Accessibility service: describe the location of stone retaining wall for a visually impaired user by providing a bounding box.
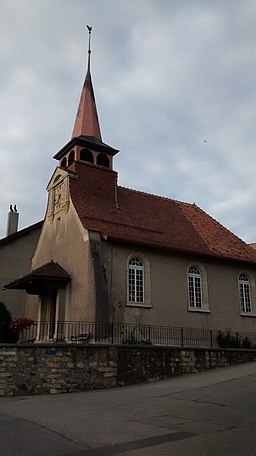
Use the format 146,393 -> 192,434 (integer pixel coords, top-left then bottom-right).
0,344 -> 256,396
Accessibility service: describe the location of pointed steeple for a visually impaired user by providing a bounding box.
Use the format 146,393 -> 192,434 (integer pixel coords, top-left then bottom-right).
72,26 -> 102,140
54,27 -> 119,168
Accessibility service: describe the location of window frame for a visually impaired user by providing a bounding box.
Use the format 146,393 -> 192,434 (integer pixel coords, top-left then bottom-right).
239,273 -> 252,314
128,257 -> 144,304
187,264 -> 209,313
126,254 -> 151,308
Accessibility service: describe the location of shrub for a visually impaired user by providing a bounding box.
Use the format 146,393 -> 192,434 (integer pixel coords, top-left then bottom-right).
240,336 -> 253,349
122,333 -> 152,345
217,330 -> 253,349
217,331 -> 240,348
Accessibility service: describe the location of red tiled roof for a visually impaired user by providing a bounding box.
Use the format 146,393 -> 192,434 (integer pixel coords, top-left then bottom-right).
69,162 -> 256,264
4,261 -> 70,290
29,261 -> 71,279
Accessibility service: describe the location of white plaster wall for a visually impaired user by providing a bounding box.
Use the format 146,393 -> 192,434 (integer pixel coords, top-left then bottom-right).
26,201 -> 95,322
103,242 -> 256,333
0,226 -> 41,318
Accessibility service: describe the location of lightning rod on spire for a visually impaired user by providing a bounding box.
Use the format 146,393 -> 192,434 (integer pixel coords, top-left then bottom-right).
86,25 -> 92,72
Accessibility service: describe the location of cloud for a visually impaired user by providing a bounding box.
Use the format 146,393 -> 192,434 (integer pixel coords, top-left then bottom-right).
0,0 -> 256,244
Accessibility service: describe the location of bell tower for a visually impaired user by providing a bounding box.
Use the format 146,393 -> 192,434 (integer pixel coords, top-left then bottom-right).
53,26 -> 119,170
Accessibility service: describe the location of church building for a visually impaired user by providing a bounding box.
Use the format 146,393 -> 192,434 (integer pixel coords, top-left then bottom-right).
5,31 -> 256,340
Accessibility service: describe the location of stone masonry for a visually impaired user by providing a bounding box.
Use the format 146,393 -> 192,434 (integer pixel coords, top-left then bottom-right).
1,344 -> 256,396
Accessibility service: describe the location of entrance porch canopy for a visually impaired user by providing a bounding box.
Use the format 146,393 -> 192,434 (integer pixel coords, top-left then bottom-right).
4,261 -> 71,295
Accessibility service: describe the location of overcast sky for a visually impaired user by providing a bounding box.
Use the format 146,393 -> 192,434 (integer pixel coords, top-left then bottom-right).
1,0 -> 256,243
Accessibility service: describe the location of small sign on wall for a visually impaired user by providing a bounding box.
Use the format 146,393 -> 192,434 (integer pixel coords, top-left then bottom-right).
44,347 -> 57,356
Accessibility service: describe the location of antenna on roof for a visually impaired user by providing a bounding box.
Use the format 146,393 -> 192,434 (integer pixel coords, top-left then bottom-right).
86,25 -> 92,73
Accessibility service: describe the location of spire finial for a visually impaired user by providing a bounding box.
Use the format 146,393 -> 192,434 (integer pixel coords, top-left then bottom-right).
86,25 -> 92,73
71,25 -> 102,140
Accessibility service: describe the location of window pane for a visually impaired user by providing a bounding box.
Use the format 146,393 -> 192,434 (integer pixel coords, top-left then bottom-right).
129,258 -> 143,268
188,266 -> 202,308
128,257 -> 144,303
239,274 -> 252,313
129,269 -> 135,301
194,277 -> 202,307
189,276 -> 195,307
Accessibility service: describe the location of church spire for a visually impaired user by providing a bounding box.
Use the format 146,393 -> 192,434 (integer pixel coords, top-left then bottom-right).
71,26 -> 102,140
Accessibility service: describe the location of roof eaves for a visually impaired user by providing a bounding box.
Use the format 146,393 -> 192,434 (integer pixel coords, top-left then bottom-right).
53,138 -> 77,160
102,234 -> 256,266
0,220 -> 43,247
4,261 -> 71,290
54,136 -> 119,161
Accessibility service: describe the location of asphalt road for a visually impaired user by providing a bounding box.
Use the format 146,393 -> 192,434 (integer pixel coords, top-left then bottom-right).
1,362 -> 256,455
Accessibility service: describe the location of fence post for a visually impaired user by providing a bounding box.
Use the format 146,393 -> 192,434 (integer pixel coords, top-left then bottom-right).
181,327 -> 184,348
55,321 -> 59,342
111,321 -> 114,345
210,329 -> 213,349
148,325 -> 151,344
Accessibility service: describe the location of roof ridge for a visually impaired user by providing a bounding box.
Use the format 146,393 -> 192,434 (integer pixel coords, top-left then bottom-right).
118,185 -> 194,206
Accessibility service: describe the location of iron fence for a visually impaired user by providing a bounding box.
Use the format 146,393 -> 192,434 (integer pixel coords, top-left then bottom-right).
1,320 -> 256,349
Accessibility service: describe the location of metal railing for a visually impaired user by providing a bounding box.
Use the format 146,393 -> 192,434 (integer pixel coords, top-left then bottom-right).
3,321 -> 256,349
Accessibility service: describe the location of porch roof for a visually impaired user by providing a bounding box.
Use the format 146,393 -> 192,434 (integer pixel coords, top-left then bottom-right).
4,261 -> 71,295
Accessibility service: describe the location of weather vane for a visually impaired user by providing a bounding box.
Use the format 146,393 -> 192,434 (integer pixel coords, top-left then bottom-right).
86,25 -> 92,72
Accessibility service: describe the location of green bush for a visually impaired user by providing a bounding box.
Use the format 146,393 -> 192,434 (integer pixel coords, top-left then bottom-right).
122,333 -> 152,345
217,331 -> 253,349
240,336 -> 252,349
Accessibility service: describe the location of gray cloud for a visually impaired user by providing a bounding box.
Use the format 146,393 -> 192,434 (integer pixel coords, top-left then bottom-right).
0,0 -> 256,243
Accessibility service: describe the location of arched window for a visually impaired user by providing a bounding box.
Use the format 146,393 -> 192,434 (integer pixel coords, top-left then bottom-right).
80,148 -> 93,164
188,266 -> 202,309
239,273 -> 252,313
96,153 -> 110,168
128,257 -> 144,303
60,157 -> 67,168
68,150 -> 75,166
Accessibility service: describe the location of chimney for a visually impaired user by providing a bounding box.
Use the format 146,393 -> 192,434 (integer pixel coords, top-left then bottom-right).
6,205 -> 19,236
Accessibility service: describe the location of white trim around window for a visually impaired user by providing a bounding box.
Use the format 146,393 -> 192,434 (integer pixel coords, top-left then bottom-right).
238,272 -> 255,316
187,263 -> 209,312
126,253 -> 151,308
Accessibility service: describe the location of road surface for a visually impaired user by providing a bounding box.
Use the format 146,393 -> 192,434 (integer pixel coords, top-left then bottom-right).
1,362 -> 256,455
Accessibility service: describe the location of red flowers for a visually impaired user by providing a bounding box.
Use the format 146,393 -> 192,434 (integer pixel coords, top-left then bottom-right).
10,318 -> 35,333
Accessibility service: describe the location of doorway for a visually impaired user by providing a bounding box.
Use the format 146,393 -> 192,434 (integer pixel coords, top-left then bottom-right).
39,293 -> 57,340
